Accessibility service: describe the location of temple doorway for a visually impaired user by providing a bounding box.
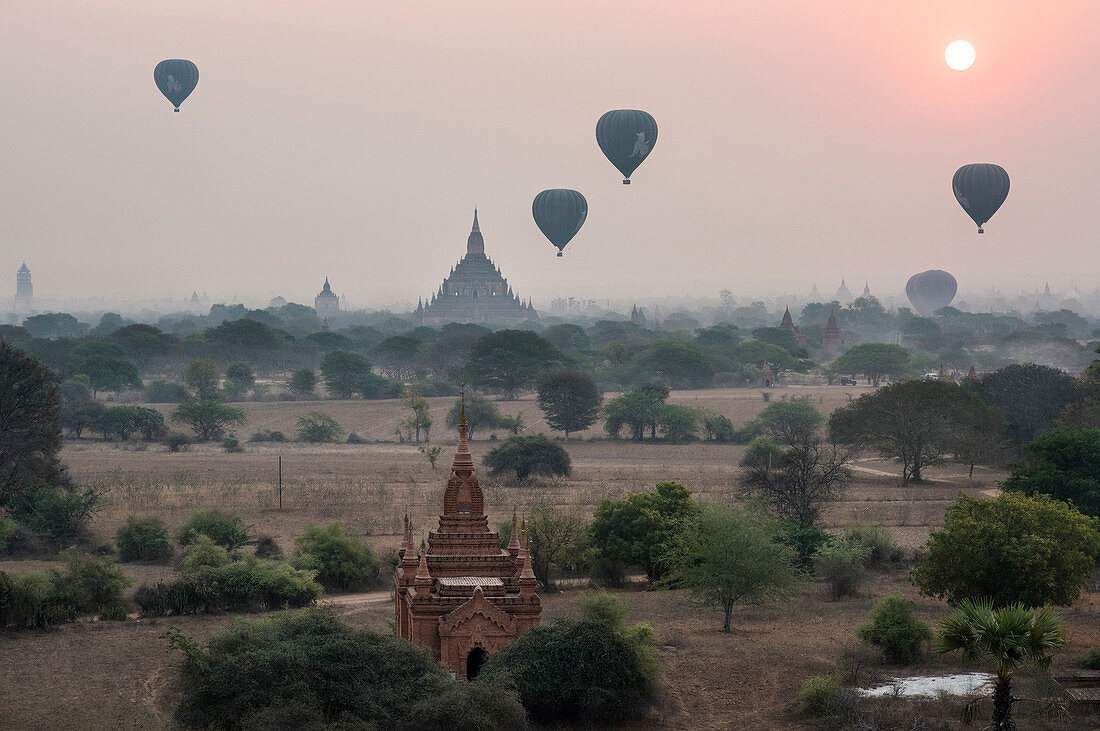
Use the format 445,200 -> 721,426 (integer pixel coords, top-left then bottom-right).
466,647 -> 488,679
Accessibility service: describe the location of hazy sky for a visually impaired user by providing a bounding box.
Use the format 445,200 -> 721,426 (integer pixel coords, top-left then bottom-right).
6,1 -> 1100,309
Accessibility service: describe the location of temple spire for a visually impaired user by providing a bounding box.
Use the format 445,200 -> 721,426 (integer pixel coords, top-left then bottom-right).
466,209 -> 485,255
472,208 -> 480,233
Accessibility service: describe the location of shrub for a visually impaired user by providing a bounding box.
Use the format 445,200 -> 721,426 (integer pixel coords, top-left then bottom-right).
248,430 -> 286,443
483,618 -> 658,724
179,535 -> 231,572
0,570 -> 75,629
144,380 -> 190,404
793,674 -> 848,718
135,555 -> 320,616
777,521 -> 831,569
296,412 -> 345,443
483,435 -> 571,481
176,509 -> 252,550
222,436 -> 243,453
7,485 -> 100,548
163,431 -> 191,452
855,594 -> 932,664
169,608 -> 447,727
404,676 -> 528,731
293,522 -> 381,591
116,515 -> 173,562
253,534 -> 283,560
52,551 -> 132,617
1078,648 -> 1100,670
346,432 -> 367,444
701,411 -> 736,441
813,538 -> 870,600
589,555 -> 627,587
842,522 -> 904,568
0,516 -> 17,554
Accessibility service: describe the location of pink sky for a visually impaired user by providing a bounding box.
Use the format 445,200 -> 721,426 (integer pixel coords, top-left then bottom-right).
5,1 -> 1100,307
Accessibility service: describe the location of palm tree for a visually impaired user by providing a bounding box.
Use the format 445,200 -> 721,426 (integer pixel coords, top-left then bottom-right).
935,599 -> 1066,730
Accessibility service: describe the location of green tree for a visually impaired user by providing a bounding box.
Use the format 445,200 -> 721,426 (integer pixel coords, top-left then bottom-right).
109,324 -> 178,366
202,317 -> 293,353
603,385 -> 668,440
936,600 -> 1066,731
446,393 -> 502,439
1001,427 -> 1100,517
657,404 -> 700,441
183,358 -> 220,400
59,379 -> 105,437
171,400 -> 246,441
22,312 -> 86,339
296,412 -> 345,443
911,493 -> 1100,608
856,594 -> 932,665
286,368 -> 317,397
483,435 -> 571,481
96,405 -> 166,441
967,363 -> 1077,452
169,608 -> 449,729
757,398 -> 824,446
829,343 -> 910,386
402,388 -> 433,442
829,379 -> 999,484
590,481 -> 697,582
523,505 -> 587,591
663,504 -> 801,632
0,342 -> 70,507
541,323 -> 590,352
222,363 -> 254,401
77,355 -> 141,395
536,370 -> 602,438
372,335 -> 422,380
320,350 -> 379,399
638,340 -> 715,388
417,444 -> 443,468
466,330 -> 561,400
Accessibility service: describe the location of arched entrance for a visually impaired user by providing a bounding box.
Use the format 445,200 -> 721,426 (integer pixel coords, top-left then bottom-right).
466,647 -> 488,679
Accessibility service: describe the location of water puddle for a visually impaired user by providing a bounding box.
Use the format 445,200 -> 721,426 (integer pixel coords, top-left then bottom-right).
859,672 -> 994,697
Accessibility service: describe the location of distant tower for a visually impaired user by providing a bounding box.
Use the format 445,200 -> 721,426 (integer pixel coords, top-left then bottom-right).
189,290 -> 201,309
862,282 -> 871,298
630,304 -> 647,326
822,311 -> 843,353
779,306 -> 806,345
315,277 -> 340,317
834,279 -> 853,304
809,282 -> 821,301
14,262 -> 32,311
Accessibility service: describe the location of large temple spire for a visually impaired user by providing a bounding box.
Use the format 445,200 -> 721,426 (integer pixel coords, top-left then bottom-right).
467,208 -> 485,255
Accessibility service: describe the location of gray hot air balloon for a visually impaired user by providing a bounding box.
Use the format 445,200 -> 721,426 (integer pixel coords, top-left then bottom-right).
906,270 -> 957,317
532,189 -> 588,257
596,110 -> 658,184
952,164 -> 1009,233
154,59 -> 199,112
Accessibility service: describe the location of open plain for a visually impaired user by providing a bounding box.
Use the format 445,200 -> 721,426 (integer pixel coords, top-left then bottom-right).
2,386 -> 1099,729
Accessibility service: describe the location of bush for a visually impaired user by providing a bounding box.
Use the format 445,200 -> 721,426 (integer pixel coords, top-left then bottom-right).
179,535 -> 231,572
296,412 -> 345,443
222,436 -> 243,453
116,515 -> 173,562
0,553 -> 131,628
0,516 -> 17,554
701,411 -> 736,441
482,618 -> 658,725
135,555 -> 321,616
346,432 -> 367,444
176,509 -> 253,550
1079,649 -> 1100,670
842,522 -> 904,568
404,676 -> 528,731
248,430 -> 286,443
777,521 -> 831,569
293,523 -> 381,591
169,608 -> 447,728
793,674 -> 849,718
253,534 -> 283,560
163,431 -> 191,452
813,538 -> 870,600
53,551 -> 132,617
589,555 -> 627,587
855,594 -> 932,664
144,380 -> 190,404
0,570 -> 75,629
7,485 -> 100,548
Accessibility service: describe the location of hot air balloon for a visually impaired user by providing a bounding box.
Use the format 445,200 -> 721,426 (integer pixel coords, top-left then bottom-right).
596,110 -> 658,184
952,164 -> 1009,233
154,59 -> 199,112
532,189 -> 587,257
906,270 -> 958,317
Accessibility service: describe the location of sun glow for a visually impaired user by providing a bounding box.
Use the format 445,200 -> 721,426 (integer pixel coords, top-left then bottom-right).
945,40 -> 976,71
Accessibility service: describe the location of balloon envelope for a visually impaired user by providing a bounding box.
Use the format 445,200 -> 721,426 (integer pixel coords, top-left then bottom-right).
532,189 -> 588,256
952,163 -> 1009,233
154,59 -> 199,111
906,270 -> 958,316
596,110 -> 658,184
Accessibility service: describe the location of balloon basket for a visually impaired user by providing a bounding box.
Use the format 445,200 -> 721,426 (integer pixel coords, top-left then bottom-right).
174,108 -> 180,112
556,252 -> 563,257
622,179 -> 631,185
977,228 -> 984,234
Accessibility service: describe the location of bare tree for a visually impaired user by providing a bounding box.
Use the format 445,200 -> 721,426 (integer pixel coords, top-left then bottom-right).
738,437 -> 853,527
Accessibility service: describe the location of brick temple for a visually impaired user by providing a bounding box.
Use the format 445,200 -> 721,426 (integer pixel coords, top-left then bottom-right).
393,404 -> 541,678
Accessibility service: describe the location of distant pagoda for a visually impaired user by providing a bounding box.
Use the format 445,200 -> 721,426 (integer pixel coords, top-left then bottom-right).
418,211 -> 537,324
14,262 -> 32,312
315,277 -> 340,317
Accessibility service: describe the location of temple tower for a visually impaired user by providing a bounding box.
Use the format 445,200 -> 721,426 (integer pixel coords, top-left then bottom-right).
14,263 -> 32,312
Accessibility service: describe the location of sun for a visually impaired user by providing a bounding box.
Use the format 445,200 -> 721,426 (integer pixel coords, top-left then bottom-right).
945,40 -> 976,71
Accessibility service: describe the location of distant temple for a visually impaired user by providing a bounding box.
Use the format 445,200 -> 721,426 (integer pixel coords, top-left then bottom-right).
630,303 -> 647,326
14,263 -> 32,312
834,279 -> 853,304
315,278 -> 340,317
394,405 -> 541,679
779,306 -> 806,345
822,311 -> 843,353
418,211 -> 537,324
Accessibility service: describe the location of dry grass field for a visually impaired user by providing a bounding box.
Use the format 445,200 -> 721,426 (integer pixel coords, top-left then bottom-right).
2,385 -> 1099,730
